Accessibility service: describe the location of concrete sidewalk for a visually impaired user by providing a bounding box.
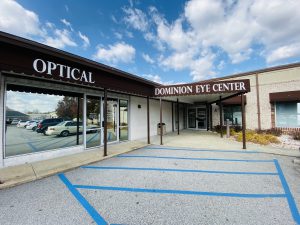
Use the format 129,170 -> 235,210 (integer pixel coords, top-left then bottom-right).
0,140 -> 148,189
1,130 -> 299,190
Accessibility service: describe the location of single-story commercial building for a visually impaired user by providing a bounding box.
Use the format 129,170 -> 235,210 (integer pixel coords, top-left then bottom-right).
0,32 -> 299,168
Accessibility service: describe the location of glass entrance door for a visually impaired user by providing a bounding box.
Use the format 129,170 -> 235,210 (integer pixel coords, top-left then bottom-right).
188,108 -> 196,128
188,107 -> 207,129
197,108 -> 207,129
85,96 -> 102,148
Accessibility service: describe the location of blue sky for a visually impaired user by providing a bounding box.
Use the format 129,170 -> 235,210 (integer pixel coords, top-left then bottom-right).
1,0 -> 300,84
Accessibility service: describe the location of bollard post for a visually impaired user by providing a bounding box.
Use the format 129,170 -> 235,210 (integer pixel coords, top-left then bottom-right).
226,119 -> 230,138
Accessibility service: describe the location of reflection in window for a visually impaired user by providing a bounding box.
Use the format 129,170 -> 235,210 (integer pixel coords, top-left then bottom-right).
5,85 -> 83,157
276,102 -> 300,128
86,96 -> 101,148
223,105 -> 242,125
119,100 -> 128,141
106,99 -> 118,142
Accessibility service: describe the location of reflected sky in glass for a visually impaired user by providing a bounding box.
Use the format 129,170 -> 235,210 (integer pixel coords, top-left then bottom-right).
7,91 -> 63,114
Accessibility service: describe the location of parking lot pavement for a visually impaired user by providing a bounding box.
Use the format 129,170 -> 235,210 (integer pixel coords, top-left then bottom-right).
1,146 -> 299,225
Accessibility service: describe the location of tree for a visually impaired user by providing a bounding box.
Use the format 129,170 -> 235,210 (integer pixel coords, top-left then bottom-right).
56,97 -> 79,120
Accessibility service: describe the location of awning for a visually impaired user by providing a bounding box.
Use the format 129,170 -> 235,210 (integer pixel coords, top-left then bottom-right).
269,91 -> 300,102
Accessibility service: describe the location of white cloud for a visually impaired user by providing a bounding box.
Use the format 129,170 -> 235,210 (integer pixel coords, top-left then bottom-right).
93,42 -> 136,64
142,53 -> 155,64
267,43 -> 300,63
114,32 -> 123,39
0,0 -> 43,37
78,31 -> 90,49
65,5 -> 69,13
123,7 -> 148,31
142,74 -> 174,85
44,29 -> 77,49
61,18 -> 73,31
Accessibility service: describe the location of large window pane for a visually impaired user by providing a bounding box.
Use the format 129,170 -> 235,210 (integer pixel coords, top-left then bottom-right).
106,98 -> 118,142
119,100 -> 128,141
223,105 -> 241,125
276,102 -> 299,128
5,86 -> 82,157
86,96 -> 101,148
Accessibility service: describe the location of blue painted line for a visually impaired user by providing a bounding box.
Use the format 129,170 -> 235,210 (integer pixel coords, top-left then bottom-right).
27,142 -> 38,152
58,173 -> 108,225
81,166 -> 278,176
144,146 -> 259,154
74,184 -> 286,199
274,159 -> 300,224
117,155 -> 274,163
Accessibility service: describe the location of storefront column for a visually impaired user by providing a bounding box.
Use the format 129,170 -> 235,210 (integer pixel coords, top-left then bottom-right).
209,104 -> 213,131
171,102 -> 174,132
76,96 -> 80,145
160,98 -> 163,145
177,98 -> 180,135
219,96 -> 223,138
0,73 -> 4,168
103,88 -> 108,156
206,103 -> 209,131
147,96 -> 150,144
241,93 -> 246,149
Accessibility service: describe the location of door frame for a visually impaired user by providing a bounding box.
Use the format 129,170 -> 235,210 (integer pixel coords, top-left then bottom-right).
187,106 -> 208,130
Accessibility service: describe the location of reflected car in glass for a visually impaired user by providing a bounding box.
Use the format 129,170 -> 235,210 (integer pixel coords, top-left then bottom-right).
17,120 -> 28,128
36,118 -> 64,134
46,121 -> 99,137
11,119 -> 19,125
26,121 -> 39,131
45,121 -> 83,137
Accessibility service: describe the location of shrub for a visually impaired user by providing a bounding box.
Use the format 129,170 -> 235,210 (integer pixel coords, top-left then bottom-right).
235,130 -> 280,145
265,128 -> 283,137
213,125 -> 226,134
291,131 -> 300,140
255,128 -> 282,136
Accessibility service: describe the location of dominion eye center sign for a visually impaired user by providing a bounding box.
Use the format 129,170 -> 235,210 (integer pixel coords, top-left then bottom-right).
154,79 -> 250,97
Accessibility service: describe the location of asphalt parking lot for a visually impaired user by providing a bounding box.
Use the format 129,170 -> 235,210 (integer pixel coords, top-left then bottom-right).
0,146 -> 299,225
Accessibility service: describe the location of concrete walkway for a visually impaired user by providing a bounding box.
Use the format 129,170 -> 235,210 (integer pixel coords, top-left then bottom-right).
1,130 -> 299,189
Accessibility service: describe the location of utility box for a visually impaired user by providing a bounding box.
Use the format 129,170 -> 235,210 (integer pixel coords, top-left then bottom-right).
157,123 -> 166,135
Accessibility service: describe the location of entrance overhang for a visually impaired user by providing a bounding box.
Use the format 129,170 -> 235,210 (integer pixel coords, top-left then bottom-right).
153,79 -> 250,149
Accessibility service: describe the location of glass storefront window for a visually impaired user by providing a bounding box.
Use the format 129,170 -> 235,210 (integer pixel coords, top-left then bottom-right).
223,105 -> 241,125
86,96 -> 101,148
276,102 -> 300,128
5,85 -> 83,157
106,98 -> 118,142
119,100 -> 128,141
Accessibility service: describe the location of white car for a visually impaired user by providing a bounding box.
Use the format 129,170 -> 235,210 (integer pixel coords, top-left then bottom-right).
46,121 -> 98,137
46,121 -> 83,137
26,121 -> 38,131
17,120 -> 28,128
11,119 -> 19,125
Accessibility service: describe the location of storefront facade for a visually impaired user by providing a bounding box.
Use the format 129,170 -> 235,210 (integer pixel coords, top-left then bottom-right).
1,32 -> 299,168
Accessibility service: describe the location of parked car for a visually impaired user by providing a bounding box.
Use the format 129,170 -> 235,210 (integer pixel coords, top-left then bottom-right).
26,121 -> 39,131
45,121 -> 98,137
24,120 -> 38,128
45,121 -> 83,137
17,120 -> 28,128
36,118 -> 64,134
11,119 -> 19,125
